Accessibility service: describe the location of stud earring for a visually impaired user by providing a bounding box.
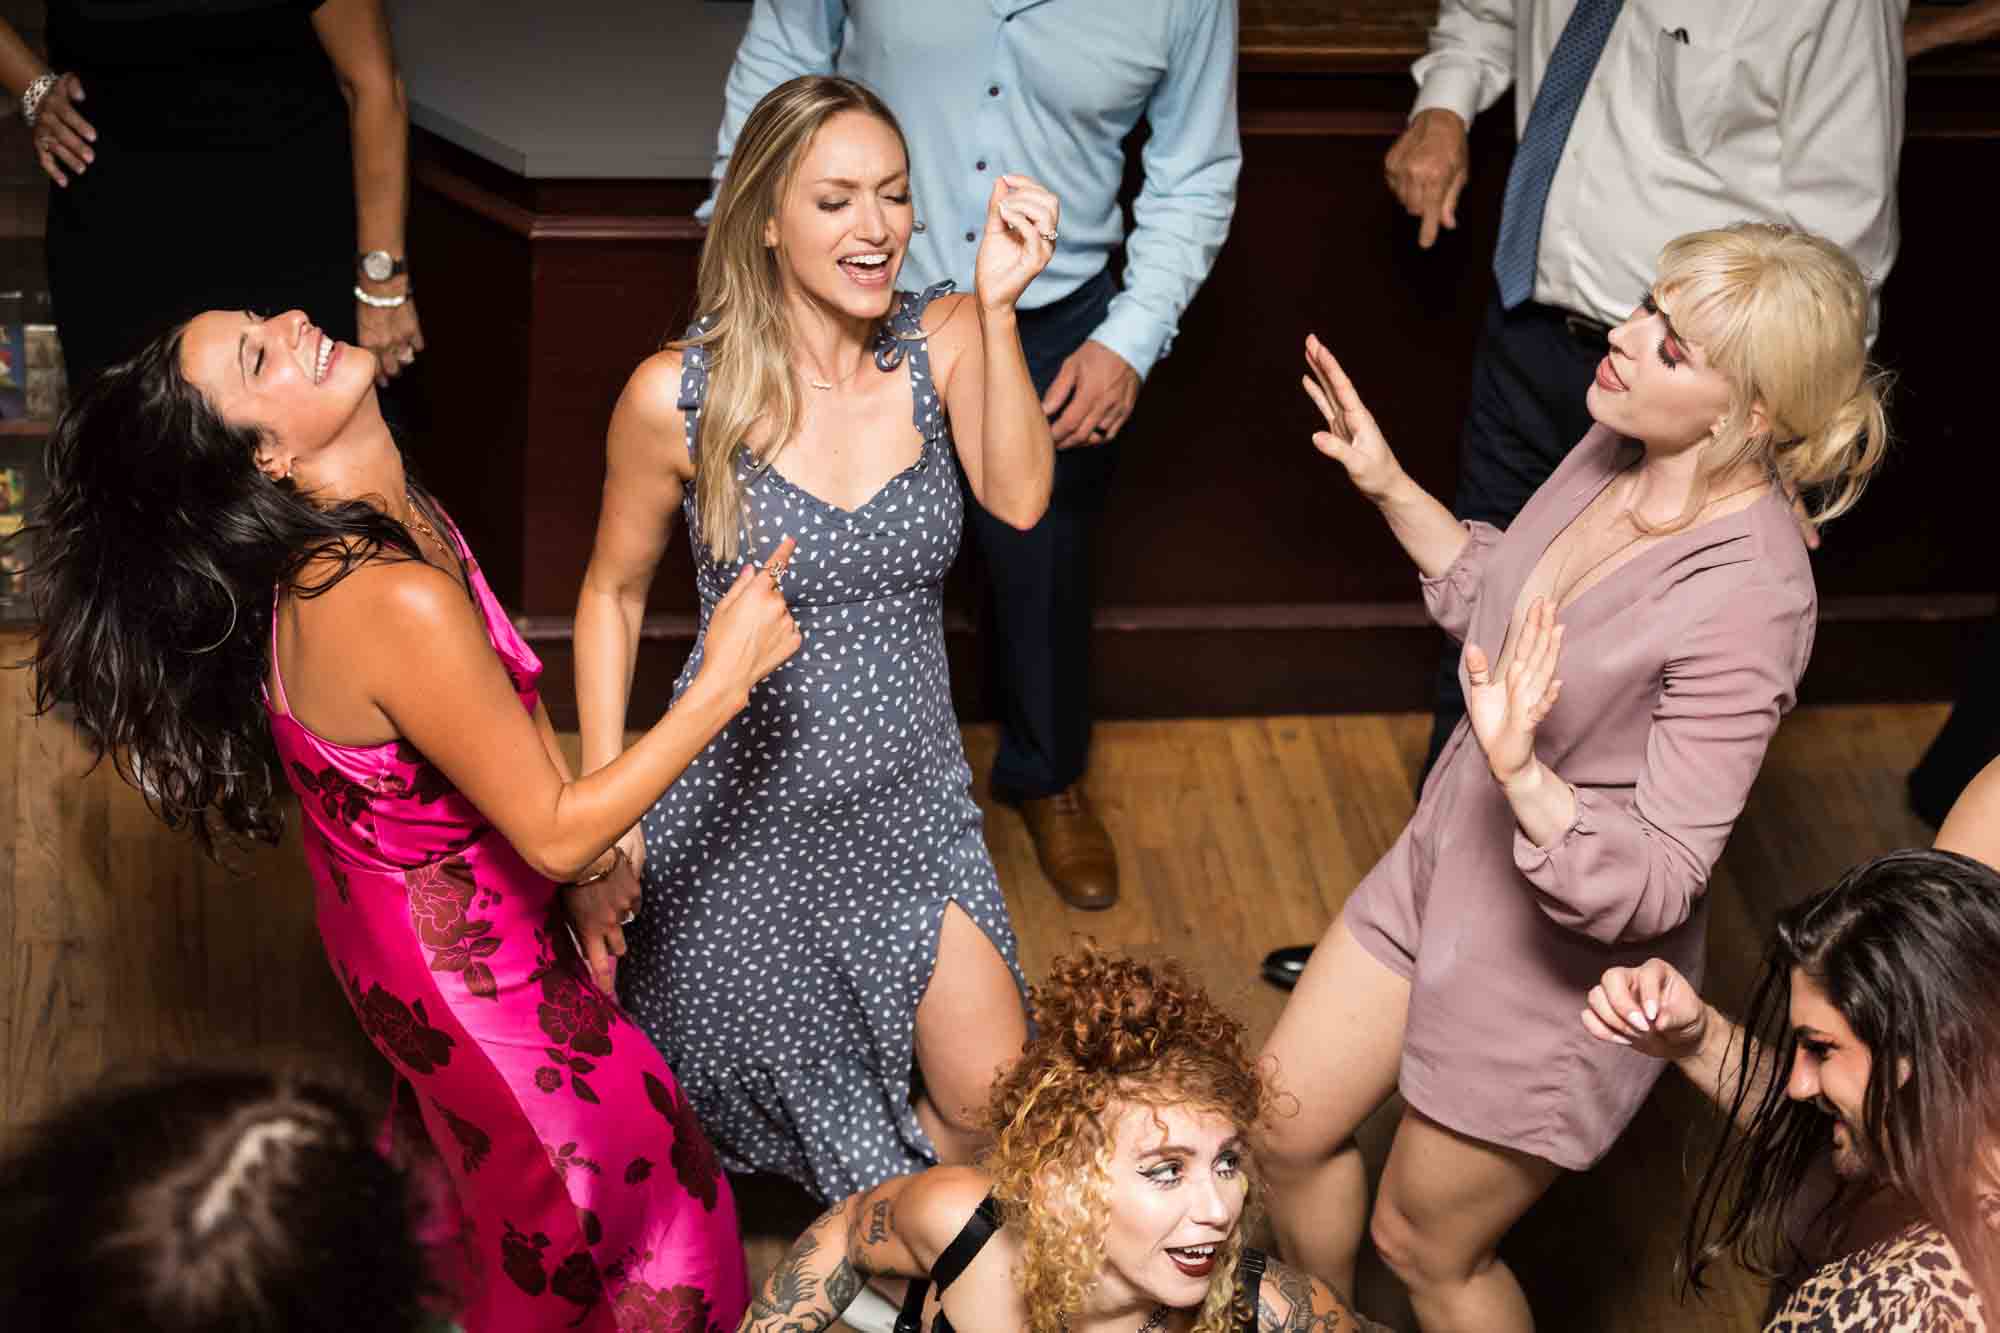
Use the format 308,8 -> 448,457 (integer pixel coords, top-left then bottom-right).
913,219 -> 927,234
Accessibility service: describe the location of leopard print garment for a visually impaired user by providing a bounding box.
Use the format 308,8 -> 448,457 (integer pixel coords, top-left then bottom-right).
1766,1222 -> 1986,1331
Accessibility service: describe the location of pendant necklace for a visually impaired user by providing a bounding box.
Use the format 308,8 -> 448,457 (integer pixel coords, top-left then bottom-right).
1065,1306 -> 1170,1333
404,489 -> 441,548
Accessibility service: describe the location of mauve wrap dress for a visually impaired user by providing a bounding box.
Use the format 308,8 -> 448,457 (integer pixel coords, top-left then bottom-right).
1342,424 -> 1816,1170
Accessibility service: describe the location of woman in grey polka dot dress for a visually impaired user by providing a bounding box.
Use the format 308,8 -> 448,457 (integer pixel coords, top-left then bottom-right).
573,76 -> 1061,1202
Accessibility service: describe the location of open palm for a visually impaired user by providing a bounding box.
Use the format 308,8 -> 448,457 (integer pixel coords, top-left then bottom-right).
1465,596 -> 1564,785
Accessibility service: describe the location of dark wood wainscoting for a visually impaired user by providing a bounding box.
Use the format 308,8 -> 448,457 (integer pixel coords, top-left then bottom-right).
403,58 -> 2000,730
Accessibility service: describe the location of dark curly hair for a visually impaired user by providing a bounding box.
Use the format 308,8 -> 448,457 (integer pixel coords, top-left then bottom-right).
981,948 -> 1270,1333
24,322 -> 453,854
1687,848 -> 2000,1305
0,1066 -> 437,1332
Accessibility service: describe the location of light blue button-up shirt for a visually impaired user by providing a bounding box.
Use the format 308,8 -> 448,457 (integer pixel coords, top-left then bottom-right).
701,0 -> 1241,381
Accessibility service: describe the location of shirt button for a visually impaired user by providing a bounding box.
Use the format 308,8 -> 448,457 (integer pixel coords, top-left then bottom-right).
964,230 -> 977,243
988,84 -> 1001,97
975,159 -> 987,171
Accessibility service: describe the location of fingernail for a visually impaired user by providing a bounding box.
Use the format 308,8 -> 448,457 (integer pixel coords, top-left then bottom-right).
1645,1001 -> 1659,1021
1628,1010 -> 1648,1030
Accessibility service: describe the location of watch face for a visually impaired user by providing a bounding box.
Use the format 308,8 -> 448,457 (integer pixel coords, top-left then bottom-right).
361,251 -> 395,282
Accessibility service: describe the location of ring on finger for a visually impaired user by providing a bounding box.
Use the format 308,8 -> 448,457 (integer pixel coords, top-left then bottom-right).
1039,228 -> 1058,242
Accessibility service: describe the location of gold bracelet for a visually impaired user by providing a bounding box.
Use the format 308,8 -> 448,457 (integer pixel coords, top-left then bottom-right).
566,845 -> 626,888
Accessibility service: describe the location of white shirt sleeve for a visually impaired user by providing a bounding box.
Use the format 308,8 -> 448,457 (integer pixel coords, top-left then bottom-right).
1776,0 -> 1904,340
1410,0 -> 1519,126
696,0 -> 847,223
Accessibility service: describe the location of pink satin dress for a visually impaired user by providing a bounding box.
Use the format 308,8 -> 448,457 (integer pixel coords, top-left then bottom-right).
264,530 -> 749,1332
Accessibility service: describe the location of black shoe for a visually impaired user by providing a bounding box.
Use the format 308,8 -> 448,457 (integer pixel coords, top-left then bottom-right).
1261,944 -> 1312,991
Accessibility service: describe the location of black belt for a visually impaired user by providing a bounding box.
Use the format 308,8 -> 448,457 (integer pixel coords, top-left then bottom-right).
1561,312 -> 1612,346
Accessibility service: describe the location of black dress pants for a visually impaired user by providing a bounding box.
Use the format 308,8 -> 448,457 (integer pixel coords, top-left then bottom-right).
964,268 -> 1118,800
1422,295 -> 1605,777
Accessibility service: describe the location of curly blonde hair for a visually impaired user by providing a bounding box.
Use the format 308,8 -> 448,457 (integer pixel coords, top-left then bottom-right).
981,949 -> 1271,1333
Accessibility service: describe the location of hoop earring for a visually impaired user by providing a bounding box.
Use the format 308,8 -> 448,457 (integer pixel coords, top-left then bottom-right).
912,219 -> 927,234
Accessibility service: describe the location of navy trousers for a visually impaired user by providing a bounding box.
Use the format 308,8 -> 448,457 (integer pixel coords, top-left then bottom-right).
963,268 -> 1118,800
1422,294 -> 1605,777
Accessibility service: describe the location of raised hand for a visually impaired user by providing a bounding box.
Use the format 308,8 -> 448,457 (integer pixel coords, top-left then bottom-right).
973,174 -> 1060,314
1301,334 -> 1407,502
1582,958 -> 1710,1062
1464,596 -> 1564,787
699,536 -> 804,705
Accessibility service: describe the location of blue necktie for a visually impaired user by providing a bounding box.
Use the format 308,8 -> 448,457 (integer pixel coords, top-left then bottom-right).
1493,0 -> 1627,310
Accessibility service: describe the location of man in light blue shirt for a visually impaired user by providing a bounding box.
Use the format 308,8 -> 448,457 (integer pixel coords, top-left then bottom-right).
705,0 -> 1240,910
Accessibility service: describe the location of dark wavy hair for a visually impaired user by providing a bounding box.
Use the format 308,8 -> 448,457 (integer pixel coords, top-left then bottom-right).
25,322 -> 451,854
1686,848 -> 2000,1303
0,1065 -> 436,1332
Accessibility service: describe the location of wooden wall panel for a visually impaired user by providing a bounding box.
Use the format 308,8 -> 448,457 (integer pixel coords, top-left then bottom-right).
404,57 -> 2000,727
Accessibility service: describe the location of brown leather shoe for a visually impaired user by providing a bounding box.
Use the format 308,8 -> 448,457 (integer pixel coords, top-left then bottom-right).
1018,785 -> 1119,910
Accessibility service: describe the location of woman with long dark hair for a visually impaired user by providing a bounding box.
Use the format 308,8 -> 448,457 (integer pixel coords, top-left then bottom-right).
1585,849 -> 2000,1327
28,310 -> 800,1329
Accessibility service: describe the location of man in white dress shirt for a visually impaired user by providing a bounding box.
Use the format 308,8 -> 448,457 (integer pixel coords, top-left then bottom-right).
1263,1 -> 1904,997
1402,0 -> 1904,755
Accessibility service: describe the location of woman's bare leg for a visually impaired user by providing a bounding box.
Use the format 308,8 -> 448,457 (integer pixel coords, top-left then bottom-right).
1258,919 -> 1411,1301
1370,1109 -> 1560,1332
911,902 -> 1028,1163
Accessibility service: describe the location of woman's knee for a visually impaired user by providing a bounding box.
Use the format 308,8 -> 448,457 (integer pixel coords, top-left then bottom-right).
1369,1191 -> 1467,1291
1257,1120 -> 1359,1184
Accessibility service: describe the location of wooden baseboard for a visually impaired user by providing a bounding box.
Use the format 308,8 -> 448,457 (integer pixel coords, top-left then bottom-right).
520,595 -> 1994,729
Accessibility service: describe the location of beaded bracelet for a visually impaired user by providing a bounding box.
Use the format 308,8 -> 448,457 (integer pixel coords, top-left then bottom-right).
21,73 -> 58,128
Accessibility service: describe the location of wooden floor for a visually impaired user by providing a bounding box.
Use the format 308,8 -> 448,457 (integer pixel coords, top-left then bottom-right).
0,630 -> 1945,1330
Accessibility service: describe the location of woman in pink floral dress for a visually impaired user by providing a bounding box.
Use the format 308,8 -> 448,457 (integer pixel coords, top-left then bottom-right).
30,309 -> 801,1330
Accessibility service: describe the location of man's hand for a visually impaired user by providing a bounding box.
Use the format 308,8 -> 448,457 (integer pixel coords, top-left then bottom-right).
1043,339 -> 1140,448
1384,108 -> 1470,249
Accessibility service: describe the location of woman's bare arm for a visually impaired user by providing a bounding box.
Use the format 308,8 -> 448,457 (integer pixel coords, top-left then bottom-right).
740,1172 -> 972,1333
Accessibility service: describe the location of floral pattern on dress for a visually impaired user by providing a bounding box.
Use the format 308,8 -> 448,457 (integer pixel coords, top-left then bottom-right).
341,963 -> 455,1075
644,1071 -> 723,1213
385,741 -> 455,804
500,1221 -> 604,1325
292,761 -> 373,826
612,1281 -> 719,1333
532,907 -> 619,1104
432,1097 -> 492,1175
405,856 -> 503,1001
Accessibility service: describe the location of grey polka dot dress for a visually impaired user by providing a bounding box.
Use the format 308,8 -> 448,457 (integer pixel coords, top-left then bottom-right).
619,283 -> 1026,1203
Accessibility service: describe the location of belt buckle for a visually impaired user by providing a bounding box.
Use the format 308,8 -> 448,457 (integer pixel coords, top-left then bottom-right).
1564,313 -> 1610,345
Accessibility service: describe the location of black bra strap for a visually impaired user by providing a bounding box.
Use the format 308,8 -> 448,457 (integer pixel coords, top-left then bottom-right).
1237,1247 -> 1269,1329
932,1193 -> 1002,1292
894,1193 -> 1001,1333
894,1277 -> 931,1333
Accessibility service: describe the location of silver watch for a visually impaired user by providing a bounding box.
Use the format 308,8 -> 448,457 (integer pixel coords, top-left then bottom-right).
358,250 -> 408,283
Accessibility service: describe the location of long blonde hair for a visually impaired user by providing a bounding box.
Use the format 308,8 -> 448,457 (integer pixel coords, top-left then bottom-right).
1653,223 -> 1891,535
678,76 -> 909,562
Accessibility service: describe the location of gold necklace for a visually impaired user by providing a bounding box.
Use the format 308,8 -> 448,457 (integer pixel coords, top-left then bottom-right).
1549,468 -> 1769,613
403,489 -> 441,546
801,355 -> 868,392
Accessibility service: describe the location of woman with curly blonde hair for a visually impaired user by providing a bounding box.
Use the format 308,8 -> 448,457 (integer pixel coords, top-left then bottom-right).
736,949 -> 1381,1333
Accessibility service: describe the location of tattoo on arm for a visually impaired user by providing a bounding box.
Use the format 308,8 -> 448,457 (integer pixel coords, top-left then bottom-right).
748,1204 -> 865,1333
1260,1262 -> 1369,1333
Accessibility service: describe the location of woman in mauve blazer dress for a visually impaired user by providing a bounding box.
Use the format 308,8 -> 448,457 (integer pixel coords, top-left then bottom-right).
1259,224 -> 1892,1331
